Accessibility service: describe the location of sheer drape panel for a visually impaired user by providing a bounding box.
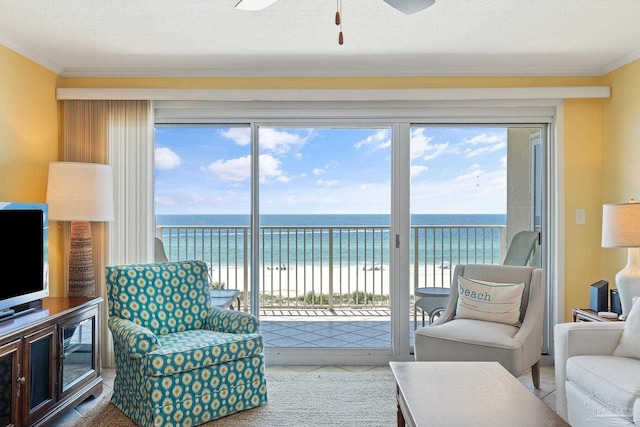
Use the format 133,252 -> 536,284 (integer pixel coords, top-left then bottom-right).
106,100 -> 154,368
108,101 -> 154,265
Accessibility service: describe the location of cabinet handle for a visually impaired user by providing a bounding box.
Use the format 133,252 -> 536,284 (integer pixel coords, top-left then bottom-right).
16,364 -> 25,397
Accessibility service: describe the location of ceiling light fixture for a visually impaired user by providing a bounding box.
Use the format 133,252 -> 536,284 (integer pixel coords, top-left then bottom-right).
235,0 -> 278,11
235,0 -> 435,45
383,0 -> 435,15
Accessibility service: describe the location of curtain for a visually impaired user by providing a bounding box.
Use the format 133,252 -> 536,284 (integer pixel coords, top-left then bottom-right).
63,100 -> 153,368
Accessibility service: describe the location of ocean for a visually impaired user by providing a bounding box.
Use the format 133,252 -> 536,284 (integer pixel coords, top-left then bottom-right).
155,214 -> 506,267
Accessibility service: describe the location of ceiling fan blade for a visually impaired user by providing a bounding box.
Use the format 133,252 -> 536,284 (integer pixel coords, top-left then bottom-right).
383,0 -> 435,15
235,0 -> 279,11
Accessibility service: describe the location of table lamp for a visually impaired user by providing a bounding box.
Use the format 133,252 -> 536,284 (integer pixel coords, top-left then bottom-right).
602,201 -> 640,318
46,162 -> 114,297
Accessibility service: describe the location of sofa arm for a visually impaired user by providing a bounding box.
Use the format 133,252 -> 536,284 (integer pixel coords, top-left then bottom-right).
553,322 -> 625,421
206,306 -> 260,334
108,316 -> 160,358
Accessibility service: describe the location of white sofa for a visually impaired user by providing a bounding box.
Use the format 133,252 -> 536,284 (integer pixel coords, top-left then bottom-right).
554,321 -> 640,426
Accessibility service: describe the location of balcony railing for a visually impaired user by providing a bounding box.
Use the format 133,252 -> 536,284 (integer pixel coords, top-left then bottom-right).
156,224 -> 506,311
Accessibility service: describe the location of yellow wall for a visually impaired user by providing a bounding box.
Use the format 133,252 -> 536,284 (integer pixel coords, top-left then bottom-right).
600,60 -> 640,308
0,45 -> 65,296
562,99 -> 604,320
6,43 -> 640,318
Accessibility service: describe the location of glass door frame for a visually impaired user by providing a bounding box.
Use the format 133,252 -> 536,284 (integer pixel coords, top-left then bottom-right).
154,103 -> 557,365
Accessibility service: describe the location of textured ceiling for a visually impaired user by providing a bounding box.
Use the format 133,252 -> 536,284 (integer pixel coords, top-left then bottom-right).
1,0 -> 640,77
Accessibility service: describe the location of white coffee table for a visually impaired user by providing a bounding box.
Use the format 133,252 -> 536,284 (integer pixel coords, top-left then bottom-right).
389,361 -> 568,427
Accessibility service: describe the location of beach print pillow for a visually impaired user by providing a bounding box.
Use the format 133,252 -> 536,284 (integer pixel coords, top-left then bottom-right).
455,276 -> 525,326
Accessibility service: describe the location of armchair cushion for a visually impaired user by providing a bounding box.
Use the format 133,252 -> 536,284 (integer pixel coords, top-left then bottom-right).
148,330 -> 263,376
566,354 -> 640,419
419,318 -> 521,349
455,276 -> 525,326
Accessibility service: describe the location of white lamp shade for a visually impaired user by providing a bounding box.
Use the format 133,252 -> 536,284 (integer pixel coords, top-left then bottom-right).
602,202 -> 640,248
46,162 -> 114,222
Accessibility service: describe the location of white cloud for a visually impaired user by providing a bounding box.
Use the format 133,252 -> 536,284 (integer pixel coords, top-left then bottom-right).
462,132 -> 507,158
317,179 -> 339,187
410,128 -> 450,161
465,132 -> 504,145
155,147 -> 181,170
203,153 -> 288,183
154,196 -> 175,206
377,139 -> 391,149
311,161 -> 338,177
259,128 -> 309,154
410,165 -> 429,177
259,153 -> 287,182
454,169 -> 483,182
219,128 -> 251,146
355,129 -> 391,150
466,141 -> 507,158
422,143 -> 449,161
203,155 -> 251,181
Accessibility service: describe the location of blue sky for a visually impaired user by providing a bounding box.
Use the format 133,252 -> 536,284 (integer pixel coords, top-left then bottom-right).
154,126 -> 507,215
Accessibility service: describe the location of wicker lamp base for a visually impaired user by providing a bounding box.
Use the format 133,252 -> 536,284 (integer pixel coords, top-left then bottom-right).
68,221 -> 95,297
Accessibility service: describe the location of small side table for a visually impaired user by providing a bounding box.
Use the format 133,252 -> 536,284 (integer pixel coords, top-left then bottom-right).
414,287 -> 450,329
210,289 -> 242,310
572,308 -> 621,322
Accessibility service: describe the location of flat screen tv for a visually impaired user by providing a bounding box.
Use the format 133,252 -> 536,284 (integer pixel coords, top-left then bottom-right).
0,202 -> 49,313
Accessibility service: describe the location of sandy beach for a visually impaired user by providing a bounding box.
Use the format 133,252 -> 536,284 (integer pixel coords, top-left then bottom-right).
209,264 -> 454,307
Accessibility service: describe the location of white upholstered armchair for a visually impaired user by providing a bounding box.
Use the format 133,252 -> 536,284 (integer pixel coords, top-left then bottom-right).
414,264 -> 545,387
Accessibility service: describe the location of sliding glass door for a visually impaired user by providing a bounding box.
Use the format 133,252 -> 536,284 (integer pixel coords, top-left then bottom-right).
153,121 -> 549,361
257,126 -> 392,350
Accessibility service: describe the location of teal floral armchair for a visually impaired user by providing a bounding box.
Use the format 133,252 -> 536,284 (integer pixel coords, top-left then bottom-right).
106,260 -> 267,427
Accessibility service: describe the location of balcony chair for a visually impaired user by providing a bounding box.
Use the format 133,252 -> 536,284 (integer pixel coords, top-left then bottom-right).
154,237 -> 169,262
502,230 -> 539,266
106,260 -> 267,427
414,264 -> 545,388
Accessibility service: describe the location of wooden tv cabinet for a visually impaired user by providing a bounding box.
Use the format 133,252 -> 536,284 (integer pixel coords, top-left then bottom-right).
0,297 -> 103,427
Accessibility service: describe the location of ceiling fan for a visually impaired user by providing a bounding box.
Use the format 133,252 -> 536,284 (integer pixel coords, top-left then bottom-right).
235,0 -> 435,15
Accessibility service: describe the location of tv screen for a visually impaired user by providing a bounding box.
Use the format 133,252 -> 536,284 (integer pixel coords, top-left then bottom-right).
0,203 -> 49,312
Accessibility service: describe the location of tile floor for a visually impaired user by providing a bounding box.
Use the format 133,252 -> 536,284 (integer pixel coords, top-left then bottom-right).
260,310 -> 393,348
51,364 -> 557,426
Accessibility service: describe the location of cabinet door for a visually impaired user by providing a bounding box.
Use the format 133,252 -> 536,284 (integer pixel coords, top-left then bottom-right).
0,339 -> 21,427
23,325 -> 56,425
59,307 -> 99,400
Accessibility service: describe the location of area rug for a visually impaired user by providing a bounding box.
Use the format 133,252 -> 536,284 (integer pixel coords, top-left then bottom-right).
79,368 -> 397,427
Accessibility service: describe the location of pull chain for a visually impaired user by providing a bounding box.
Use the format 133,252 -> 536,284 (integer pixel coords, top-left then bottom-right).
336,0 -> 343,45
